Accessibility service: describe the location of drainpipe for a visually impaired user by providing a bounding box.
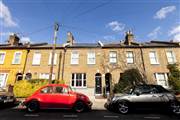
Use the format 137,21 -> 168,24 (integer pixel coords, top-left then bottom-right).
22,49 -> 30,80
140,47 -> 147,83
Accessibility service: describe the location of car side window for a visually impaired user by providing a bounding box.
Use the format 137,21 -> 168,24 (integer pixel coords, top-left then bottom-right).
133,86 -> 151,95
55,86 -> 64,94
40,86 -> 53,94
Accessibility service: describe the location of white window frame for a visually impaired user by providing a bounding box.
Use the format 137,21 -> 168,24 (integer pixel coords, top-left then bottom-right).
149,51 -> 159,65
166,51 -> 176,64
0,73 -> 8,88
87,51 -> 96,64
12,51 -> 22,64
71,73 -> 86,88
0,52 -> 6,64
48,53 -> 57,65
109,51 -> 117,64
154,73 -> 169,88
39,73 -> 55,80
126,51 -> 134,64
71,51 -> 79,65
32,52 -> 41,65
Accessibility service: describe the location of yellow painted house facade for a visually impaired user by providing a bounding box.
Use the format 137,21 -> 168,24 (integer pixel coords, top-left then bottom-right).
0,35 -> 28,88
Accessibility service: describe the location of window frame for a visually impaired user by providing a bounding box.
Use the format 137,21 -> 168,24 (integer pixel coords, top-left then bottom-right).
32,52 -> 41,65
109,51 -> 117,64
0,52 -> 6,64
71,51 -> 79,65
12,51 -> 22,64
126,51 -> 134,64
48,52 -> 57,65
71,73 -> 86,88
149,51 -> 159,65
166,51 -> 176,64
0,73 -> 9,88
87,51 -> 96,65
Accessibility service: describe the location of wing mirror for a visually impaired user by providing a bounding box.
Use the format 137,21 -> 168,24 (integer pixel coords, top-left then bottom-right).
134,91 -> 140,96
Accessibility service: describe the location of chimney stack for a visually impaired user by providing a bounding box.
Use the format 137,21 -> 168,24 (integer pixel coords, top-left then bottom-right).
124,30 -> 134,45
67,32 -> 74,46
8,34 -> 20,46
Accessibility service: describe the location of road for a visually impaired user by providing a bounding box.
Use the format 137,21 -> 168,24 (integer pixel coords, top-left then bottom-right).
0,105 -> 179,120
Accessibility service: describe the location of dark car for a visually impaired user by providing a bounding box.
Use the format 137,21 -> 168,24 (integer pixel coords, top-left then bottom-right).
0,88 -> 16,105
105,84 -> 180,114
23,84 -> 92,113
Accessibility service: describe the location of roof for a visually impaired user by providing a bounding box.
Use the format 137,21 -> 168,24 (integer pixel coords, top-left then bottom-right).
0,40 -> 179,49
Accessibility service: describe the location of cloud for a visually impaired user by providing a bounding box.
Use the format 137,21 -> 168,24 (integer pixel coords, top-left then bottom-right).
148,26 -> 161,39
106,21 -> 125,32
0,0 -> 18,27
103,35 -> 116,40
21,37 -> 31,43
0,32 -> 13,36
169,25 -> 180,42
154,6 -> 176,20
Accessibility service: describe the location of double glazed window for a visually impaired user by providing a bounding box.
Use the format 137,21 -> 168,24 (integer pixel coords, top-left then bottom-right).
71,73 -> 86,88
39,73 -> 55,80
109,51 -> 117,63
126,51 -> 134,64
71,51 -> 79,64
12,52 -> 22,64
166,51 -> 176,64
87,51 -> 95,64
32,52 -> 41,65
48,53 -> 57,65
149,51 -> 159,64
0,52 -> 6,64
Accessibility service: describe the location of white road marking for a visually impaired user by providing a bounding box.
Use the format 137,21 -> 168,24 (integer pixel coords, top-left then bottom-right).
24,114 -> 39,117
104,115 -> 119,118
63,114 -> 78,118
144,116 -> 160,119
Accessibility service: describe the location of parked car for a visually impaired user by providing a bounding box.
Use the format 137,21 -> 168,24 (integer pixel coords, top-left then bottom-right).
23,84 -> 92,112
105,84 -> 180,114
0,87 -> 16,105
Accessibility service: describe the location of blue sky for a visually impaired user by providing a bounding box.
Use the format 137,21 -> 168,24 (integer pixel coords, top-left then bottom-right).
0,0 -> 180,44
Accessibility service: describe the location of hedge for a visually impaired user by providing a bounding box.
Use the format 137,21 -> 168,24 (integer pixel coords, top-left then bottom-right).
13,79 -> 64,98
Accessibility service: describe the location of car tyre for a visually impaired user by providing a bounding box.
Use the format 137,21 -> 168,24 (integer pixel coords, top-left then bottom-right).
170,101 -> 180,115
74,101 -> 85,113
26,101 -> 39,113
117,101 -> 129,114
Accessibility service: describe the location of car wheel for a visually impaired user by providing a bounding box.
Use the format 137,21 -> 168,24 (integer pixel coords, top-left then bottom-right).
26,101 -> 39,113
170,101 -> 180,115
117,101 -> 129,114
74,101 -> 85,113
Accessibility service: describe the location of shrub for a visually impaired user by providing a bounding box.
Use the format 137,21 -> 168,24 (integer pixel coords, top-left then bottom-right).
113,68 -> 145,93
13,80 -> 48,98
167,64 -> 180,91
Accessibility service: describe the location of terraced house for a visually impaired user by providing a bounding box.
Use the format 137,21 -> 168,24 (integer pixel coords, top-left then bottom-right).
0,35 -> 29,88
0,32 -> 179,98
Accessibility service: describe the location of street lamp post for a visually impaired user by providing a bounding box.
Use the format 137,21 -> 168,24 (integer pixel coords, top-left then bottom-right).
49,23 -> 59,84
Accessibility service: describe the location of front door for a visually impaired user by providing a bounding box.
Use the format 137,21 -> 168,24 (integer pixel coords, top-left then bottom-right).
95,73 -> 102,94
105,73 -> 111,94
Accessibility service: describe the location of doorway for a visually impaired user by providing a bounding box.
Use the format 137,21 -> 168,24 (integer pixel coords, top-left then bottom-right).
95,73 -> 102,94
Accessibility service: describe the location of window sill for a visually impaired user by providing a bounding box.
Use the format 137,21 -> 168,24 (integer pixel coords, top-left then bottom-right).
71,87 -> 87,89
12,63 -> 21,65
32,64 -> 41,66
150,63 -> 160,65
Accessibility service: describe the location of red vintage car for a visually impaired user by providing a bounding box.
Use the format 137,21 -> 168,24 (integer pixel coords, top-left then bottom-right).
23,84 -> 92,112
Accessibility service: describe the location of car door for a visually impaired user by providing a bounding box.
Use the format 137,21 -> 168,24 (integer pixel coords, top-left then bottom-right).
38,86 -> 54,108
130,86 -> 154,108
50,86 -> 70,109
150,86 -> 169,107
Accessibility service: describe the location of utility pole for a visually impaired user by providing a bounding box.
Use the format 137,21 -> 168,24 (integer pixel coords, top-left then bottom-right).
49,23 -> 59,84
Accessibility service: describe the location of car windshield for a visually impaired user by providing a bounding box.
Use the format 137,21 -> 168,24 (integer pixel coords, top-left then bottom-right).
124,87 -> 134,94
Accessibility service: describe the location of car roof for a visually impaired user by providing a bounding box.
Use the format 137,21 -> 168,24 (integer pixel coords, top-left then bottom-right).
45,84 -> 69,88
